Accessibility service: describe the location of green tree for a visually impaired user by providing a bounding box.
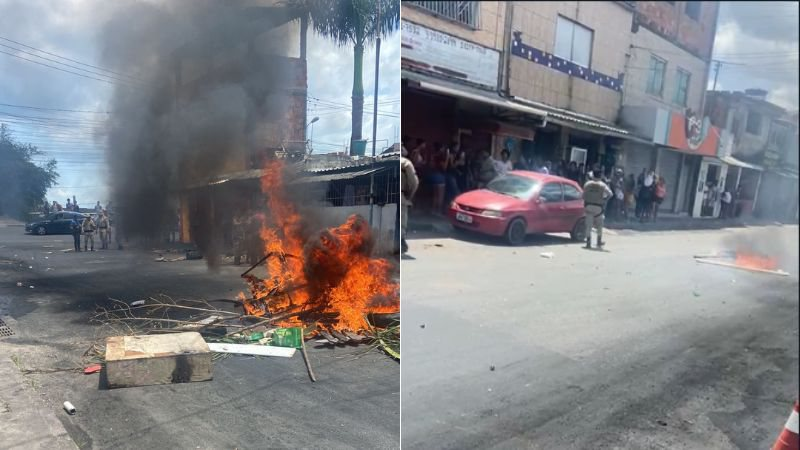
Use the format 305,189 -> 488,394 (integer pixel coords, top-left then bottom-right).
291,0 -> 400,150
0,124 -> 59,219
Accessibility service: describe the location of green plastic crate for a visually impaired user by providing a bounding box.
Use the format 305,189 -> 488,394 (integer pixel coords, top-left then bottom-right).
272,327 -> 303,348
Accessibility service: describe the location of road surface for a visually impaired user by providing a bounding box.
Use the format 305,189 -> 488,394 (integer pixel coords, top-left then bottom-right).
401,224 -> 798,449
0,224 -> 399,449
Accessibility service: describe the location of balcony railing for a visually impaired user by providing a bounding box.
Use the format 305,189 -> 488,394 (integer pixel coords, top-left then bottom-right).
405,1 -> 480,28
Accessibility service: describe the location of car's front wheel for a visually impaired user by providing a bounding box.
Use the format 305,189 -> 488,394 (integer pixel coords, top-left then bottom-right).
36,226 -> 47,236
570,217 -> 586,241
505,218 -> 527,246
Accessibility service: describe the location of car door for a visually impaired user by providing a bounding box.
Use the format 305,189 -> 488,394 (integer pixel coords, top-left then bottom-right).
534,182 -> 564,232
560,182 -> 585,232
54,213 -> 72,234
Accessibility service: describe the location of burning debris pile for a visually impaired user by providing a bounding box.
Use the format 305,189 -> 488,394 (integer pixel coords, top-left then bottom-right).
694,230 -> 790,276
240,160 -> 399,334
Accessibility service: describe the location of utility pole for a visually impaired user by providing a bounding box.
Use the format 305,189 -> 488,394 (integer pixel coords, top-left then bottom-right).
711,60 -> 721,91
368,0 -> 381,227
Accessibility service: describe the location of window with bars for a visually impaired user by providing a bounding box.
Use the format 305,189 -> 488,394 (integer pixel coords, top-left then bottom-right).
673,68 -> 691,106
405,1 -> 480,28
646,55 -> 667,97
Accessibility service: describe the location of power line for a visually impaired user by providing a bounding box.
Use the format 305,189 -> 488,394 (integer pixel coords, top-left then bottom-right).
0,42 -> 138,86
0,102 -> 110,114
0,49 -> 121,85
0,35 -> 143,83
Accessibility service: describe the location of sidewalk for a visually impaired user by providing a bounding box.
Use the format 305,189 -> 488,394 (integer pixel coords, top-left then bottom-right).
0,337 -> 75,449
406,209 -> 792,235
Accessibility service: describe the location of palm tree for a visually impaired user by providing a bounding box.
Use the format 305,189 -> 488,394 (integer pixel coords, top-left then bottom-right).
290,0 -> 400,151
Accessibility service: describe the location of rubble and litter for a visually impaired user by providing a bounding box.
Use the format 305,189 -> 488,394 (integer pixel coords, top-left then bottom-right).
540,252 -> 554,259
63,401 -> 76,415
16,282 -> 22,287
83,364 -> 102,374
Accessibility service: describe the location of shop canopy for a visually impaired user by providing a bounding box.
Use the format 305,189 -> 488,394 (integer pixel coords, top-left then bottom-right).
511,96 -> 649,144
719,155 -> 764,172
402,70 -> 548,120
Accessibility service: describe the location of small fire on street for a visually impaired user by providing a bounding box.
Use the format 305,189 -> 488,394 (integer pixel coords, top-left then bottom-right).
240,160 -> 399,333
694,249 -> 788,276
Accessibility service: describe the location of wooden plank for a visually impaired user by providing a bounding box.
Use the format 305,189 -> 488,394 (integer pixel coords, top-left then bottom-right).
207,343 -> 296,357
105,332 -> 212,389
173,315 -> 223,331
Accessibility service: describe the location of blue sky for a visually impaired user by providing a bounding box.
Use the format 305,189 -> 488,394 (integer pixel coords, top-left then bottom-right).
0,0 -> 400,208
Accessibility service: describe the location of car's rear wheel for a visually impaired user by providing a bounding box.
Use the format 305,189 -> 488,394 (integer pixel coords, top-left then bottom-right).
36,226 -> 47,236
505,218 -> 527,246
570,217 -> 586,242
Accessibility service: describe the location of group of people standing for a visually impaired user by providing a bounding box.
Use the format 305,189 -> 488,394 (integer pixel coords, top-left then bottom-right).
44,195 -> 80,215
69,209 -> 114,252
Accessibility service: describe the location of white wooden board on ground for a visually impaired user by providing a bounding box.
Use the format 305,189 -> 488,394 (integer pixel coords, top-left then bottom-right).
207,343 -> 296,357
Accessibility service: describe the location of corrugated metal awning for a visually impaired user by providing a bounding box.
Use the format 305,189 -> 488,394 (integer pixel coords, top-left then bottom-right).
403,70 -> 548,119
290,167 -> 383,184
719,155 -> 764,171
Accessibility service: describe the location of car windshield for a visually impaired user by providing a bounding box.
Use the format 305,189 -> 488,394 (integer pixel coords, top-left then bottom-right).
486,174 -> 540,200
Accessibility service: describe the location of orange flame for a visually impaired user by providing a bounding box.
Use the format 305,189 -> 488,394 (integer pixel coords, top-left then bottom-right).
734,252 -> 778,271
240,159 -> 399,331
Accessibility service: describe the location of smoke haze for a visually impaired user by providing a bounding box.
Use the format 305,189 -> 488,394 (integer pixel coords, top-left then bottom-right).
99,0 -> 297,266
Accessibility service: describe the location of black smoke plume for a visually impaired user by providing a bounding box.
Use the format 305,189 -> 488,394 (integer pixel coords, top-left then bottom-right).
99,0 -> 300,267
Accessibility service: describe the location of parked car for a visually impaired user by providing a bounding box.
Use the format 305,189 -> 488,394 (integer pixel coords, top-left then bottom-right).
448,171 -> 587,245
25,211 -> 88,235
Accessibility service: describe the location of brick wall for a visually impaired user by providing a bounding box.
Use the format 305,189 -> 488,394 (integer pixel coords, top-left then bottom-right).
634,1 -> 718,60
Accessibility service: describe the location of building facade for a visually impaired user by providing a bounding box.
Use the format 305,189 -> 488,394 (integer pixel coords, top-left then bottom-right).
706,90 -> 799,221
618,1 -> 721,217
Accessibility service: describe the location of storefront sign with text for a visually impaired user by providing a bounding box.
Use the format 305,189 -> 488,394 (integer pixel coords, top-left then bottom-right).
401,20 -> 500,89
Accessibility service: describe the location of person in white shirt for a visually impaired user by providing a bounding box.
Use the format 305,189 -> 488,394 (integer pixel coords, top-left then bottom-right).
493,149 -> 514,176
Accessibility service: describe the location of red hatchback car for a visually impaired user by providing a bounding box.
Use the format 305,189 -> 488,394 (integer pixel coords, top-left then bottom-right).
448,171 -> 587,245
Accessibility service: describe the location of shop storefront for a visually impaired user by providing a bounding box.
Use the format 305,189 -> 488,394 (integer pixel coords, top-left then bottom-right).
620,107 -> 722,216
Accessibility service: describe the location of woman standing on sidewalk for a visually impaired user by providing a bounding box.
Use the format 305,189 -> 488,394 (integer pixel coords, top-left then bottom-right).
653,176 -> 667,222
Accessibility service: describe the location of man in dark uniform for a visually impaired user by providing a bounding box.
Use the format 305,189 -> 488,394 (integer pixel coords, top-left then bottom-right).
583,169 -> 613,249
70,216 -> 82,252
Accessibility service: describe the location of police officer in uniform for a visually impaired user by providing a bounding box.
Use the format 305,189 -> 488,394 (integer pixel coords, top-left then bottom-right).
81,214 -> 97,251
583,169 -> 613,249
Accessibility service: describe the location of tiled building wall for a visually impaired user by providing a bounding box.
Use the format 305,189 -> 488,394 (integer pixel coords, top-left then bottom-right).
402,2 -> 507,51
508,1 -> 632,122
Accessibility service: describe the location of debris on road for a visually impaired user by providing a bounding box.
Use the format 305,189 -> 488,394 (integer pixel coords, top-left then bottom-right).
130,300 -> 145,307
61,248 -> 73,253
693,291 -> 701,297
154,256 -> 187,262
695,257 -> 789,276
105,332 -> 213,389
16,282 -> 22,287
206,342 -> 296,357
540,252 -> 554,259
63,401 -> 76,415
83,364 -> 102,374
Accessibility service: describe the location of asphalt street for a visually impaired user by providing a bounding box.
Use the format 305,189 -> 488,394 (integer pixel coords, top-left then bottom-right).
401,224 -> 799,449
0,224 -> 399,450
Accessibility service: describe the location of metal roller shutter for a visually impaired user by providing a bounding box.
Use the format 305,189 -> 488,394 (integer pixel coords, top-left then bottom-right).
657,148 -> 682,211
622,144 -> 655,178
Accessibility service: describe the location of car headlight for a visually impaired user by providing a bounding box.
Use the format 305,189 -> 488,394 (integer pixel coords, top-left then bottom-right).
481,210 -> 503,218
450,201 -> 458,209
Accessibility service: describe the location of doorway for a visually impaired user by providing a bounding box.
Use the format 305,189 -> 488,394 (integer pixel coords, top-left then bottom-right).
692,158 -> 728,218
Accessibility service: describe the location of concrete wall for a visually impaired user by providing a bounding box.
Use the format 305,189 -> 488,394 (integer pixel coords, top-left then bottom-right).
402,2 -> 507,51
508,1 -> 631,122
624,25 -> 708,114
634,1 -> 718,60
